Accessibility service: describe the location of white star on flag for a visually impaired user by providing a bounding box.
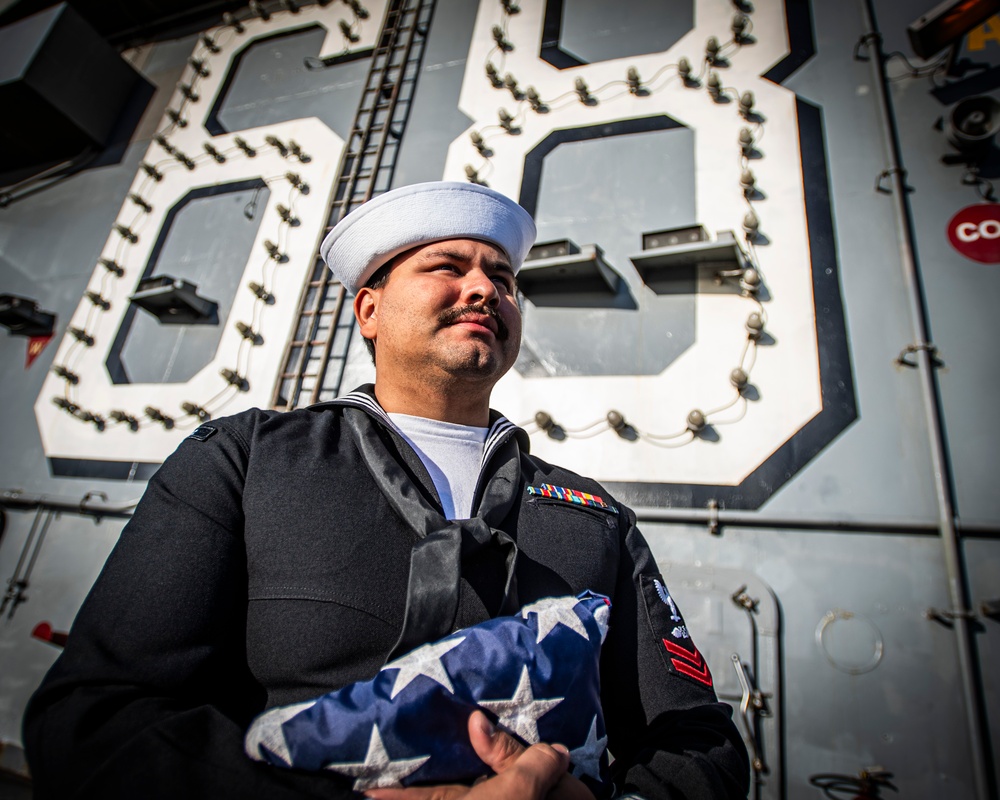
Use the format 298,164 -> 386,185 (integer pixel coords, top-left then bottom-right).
478,665 -> 563,744
324,724 -> 430,790
521,596 -> 590,643
244,593 -> 613,792
569,715 -> 608,781
383,636 -> 465,699
243,699 -> 314,765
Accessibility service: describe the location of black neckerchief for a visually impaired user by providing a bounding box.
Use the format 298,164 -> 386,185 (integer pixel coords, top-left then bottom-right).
311,386 -> 526,661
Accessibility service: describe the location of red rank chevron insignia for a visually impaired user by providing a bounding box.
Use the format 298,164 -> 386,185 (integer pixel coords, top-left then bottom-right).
662,639 -> 713,688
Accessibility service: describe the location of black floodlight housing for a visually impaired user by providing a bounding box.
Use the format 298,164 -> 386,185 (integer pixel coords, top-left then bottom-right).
129,276 -> 218,324
641,225 -> 710,251
526,239 -> 579,261
0,294 -> 56,337
518,240 -> 621,296
907,0 -> 1000,59
630,226 -> 744,284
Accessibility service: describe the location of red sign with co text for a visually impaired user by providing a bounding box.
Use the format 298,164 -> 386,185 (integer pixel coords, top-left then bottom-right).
947,204 -> 1000,263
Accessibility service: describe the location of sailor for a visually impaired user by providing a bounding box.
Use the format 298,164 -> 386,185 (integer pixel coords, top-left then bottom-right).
24,182 -> 749,799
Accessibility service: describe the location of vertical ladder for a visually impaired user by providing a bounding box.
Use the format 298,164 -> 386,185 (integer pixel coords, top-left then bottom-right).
271,0 -> 436,410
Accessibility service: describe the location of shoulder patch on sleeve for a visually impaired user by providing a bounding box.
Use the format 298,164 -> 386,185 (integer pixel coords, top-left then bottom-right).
639,574 -> 714,689
187,425 -> 218,442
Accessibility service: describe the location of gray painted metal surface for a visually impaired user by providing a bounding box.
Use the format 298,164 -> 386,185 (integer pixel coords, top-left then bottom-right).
525,126 -> 698,377
116,183 -> 269,383
557,0 -> 693,64
0,0 -> 997,797
214,25 -> 370,139
389,0 -> 478,187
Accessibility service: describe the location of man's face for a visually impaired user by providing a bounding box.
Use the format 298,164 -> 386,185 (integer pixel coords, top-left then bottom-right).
355,238 -> 522,388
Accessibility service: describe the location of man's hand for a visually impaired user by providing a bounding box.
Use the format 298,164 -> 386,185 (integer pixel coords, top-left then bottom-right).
364,710 -> 596,800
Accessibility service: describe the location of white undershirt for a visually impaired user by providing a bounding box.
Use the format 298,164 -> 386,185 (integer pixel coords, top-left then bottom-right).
388,413 -> 489,520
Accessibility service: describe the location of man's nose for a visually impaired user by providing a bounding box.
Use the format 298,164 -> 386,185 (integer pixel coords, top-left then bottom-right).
461,267 -> 500,307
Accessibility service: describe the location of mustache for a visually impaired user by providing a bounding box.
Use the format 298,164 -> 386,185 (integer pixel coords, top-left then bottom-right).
438,304 -> 509,341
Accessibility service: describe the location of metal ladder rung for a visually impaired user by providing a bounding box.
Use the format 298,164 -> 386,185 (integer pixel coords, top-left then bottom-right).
272,0 -> 437,410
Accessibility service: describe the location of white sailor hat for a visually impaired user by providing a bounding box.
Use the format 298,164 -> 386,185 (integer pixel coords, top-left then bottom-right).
320,181 -> 537,294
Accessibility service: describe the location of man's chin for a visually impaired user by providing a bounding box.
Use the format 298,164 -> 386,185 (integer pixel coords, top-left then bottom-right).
438,346 -> 514,381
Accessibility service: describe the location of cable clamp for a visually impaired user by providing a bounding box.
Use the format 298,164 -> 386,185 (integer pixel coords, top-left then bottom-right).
853,31 -> 881,62
80,490 -> 109,517
925,607 -> 975,627
895,342 -> 943,368
875,166 -> 906,194
706,498 -> 720,536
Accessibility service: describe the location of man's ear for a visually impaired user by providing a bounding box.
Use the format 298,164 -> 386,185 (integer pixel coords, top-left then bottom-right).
354,287 -> 379,340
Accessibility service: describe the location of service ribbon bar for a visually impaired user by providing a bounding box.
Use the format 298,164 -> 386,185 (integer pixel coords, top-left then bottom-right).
526,484 -> 618,514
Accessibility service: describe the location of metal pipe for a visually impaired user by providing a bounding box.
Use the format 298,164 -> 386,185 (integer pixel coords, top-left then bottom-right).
1,508 -> 43,617
4,485 -> 999,537
859,1 -> 992,797
7,508 -> 45,588
632,505 -> 996,536
0,490 -> 138,519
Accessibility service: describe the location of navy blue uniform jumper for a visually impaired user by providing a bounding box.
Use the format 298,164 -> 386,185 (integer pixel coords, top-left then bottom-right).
24,385 -> 749,799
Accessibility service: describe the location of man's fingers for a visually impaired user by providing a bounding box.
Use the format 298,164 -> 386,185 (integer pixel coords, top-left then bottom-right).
503,742 -> 571,796
467,711 -> 574,796
548,771 -> 600,800
366,723 -> 578,800
467,710 -> 525,774
365,785 -> 467,800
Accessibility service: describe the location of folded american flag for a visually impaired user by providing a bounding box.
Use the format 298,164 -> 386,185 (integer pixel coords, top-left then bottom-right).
245,592 -> 612,794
